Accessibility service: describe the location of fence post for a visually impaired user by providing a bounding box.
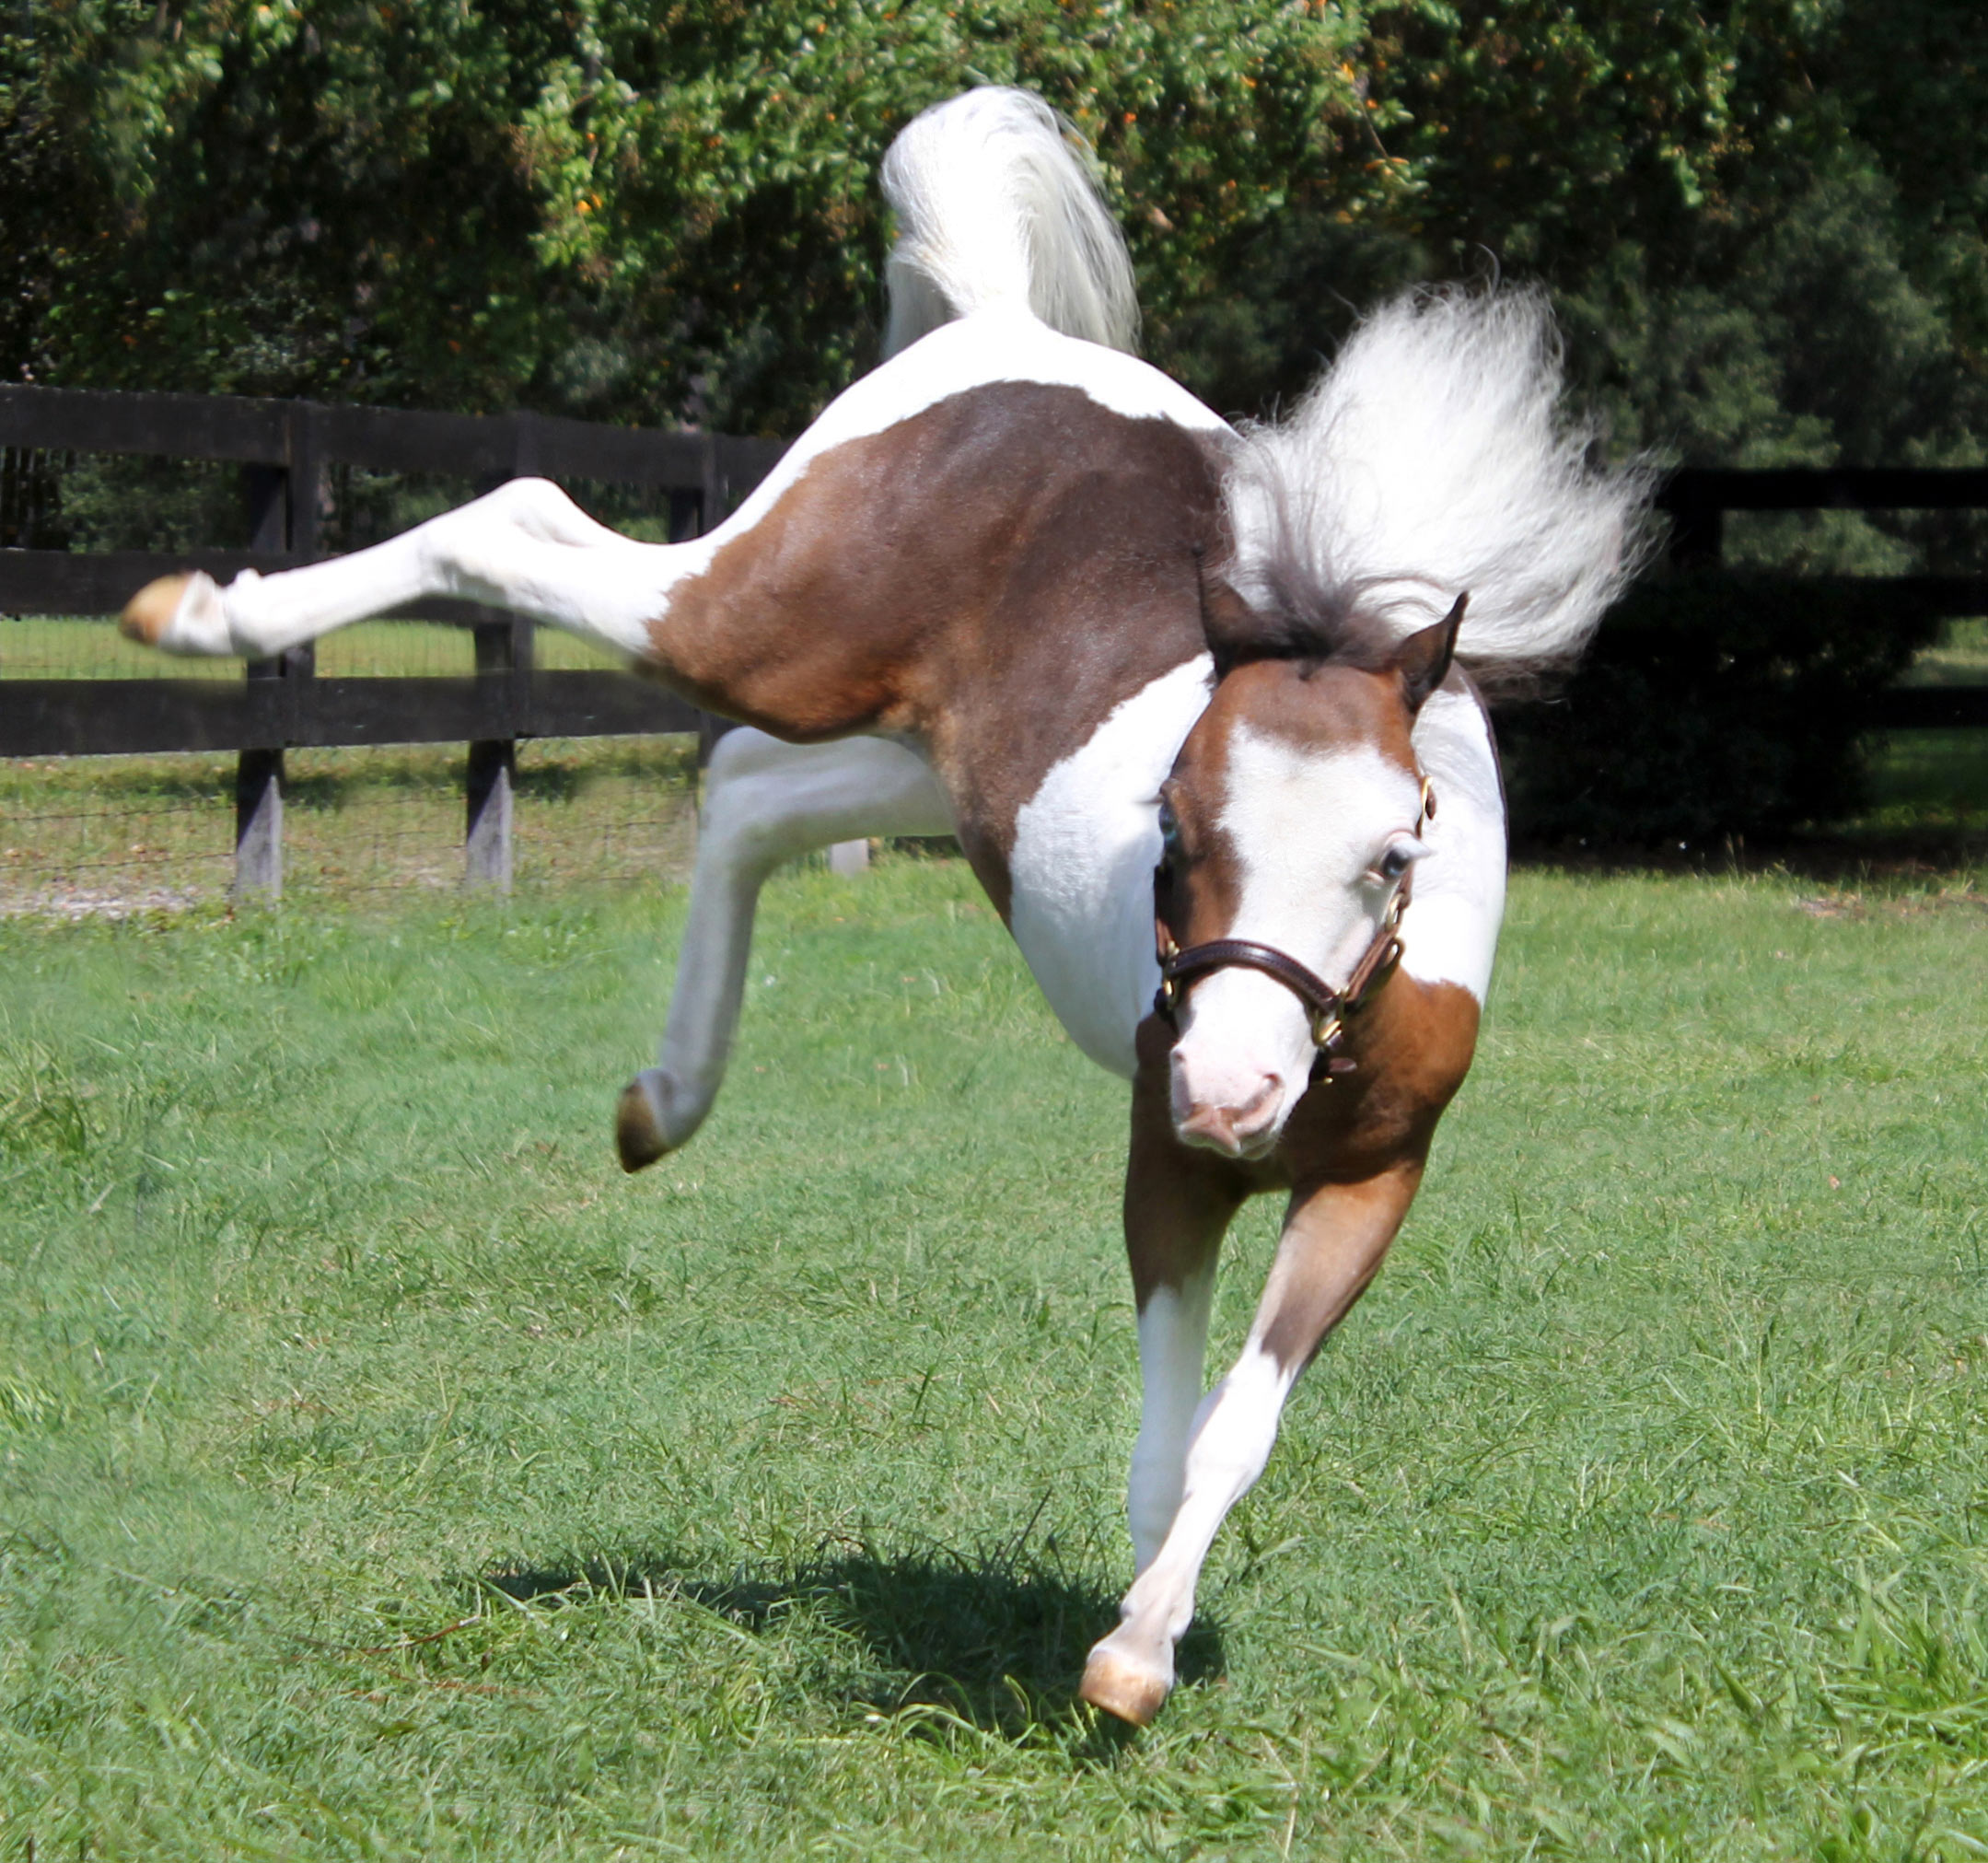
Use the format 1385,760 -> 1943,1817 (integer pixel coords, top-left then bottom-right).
230,404 -> 323,901
463,416 -> 540,891
466,616 -> 526,891
234,744 -> 285,900
1668,495 -> 1723,569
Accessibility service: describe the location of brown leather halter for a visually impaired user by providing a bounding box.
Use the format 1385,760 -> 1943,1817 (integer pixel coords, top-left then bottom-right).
1152,776 -> 1435,1082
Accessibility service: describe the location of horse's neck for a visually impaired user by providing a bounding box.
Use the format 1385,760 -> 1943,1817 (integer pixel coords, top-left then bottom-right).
1400,679 -> 1507,1005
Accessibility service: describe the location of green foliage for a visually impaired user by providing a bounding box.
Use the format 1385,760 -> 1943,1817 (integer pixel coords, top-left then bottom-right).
4,0 -> 1381,431
1,860 -> 1986,1854
8,2 -> 1988,839
14,0 -> 1984,461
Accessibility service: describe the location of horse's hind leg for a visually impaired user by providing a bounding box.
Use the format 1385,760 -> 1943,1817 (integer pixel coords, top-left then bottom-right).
122,478 -> 668,664
1080,1161 -> 1422,1726
616,730 -> 954,1170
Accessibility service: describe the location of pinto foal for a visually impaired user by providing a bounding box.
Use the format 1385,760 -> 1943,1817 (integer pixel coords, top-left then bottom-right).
122,89 -> 1645,1722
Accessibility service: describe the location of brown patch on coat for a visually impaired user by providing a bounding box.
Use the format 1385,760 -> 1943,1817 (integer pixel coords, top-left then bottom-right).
1122,972 -> 1479,1367
1122,1011 -> 1254,1306
1253,1163 -> 1427,1374
644,382 -> 1227,916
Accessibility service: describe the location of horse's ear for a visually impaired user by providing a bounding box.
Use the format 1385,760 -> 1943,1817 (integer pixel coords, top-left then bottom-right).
1396,592 -> 1467,713
1198,573 -> 1265,679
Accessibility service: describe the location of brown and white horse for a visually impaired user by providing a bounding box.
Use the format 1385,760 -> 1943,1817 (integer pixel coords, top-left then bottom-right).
121,89 -> 1648,1724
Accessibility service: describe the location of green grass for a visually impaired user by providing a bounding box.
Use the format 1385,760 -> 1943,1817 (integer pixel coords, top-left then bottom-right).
0,616 -> 633,682
0,737 -> 699,913
2,856 -> 1987,1857
1902,619 -> 1988,691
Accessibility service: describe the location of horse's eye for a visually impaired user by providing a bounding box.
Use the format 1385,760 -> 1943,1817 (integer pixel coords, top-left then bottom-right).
1376,841 -> 1421,883
1157,801 -> 1182,855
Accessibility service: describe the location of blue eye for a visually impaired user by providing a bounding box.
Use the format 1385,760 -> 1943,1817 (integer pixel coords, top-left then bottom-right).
1157,801 -> 1182,855
1378,846 -> 1411,881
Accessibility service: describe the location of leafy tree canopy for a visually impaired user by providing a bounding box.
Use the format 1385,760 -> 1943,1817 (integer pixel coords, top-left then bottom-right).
5,0 -> 1984,497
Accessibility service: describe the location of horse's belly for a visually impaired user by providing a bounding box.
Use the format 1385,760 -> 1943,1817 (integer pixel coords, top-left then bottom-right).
1006,657 -> 1213,1078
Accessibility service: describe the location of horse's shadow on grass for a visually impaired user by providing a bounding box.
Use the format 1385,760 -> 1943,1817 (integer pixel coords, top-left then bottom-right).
483,1532 -> 1225,1744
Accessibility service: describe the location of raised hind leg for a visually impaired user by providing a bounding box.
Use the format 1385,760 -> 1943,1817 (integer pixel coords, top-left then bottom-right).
122,477 -> 678,664
616,729 -> 954,1170
1080,1156 -> 1423,1726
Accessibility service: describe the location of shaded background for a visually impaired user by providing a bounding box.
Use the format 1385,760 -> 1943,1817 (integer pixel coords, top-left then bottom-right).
4,0 -> 1986,843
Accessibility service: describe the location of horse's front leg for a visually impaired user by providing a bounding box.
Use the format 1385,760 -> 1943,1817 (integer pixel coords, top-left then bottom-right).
122,478 -> 668,663
616,730 -> 954,1170
1080,1159 -> 1424,1726
1114,1030 -> 1251,1571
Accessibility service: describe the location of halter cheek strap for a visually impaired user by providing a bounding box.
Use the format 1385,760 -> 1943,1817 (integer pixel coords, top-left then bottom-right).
1152,776 -> 1435,1081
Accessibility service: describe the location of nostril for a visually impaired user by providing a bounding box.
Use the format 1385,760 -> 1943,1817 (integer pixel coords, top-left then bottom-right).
1168,1063 -> 1286,1158
1232,1074 -> 1283,1133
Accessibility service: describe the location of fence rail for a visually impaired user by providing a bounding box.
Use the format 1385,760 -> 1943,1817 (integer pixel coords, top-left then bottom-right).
1654,467 -> 1988,727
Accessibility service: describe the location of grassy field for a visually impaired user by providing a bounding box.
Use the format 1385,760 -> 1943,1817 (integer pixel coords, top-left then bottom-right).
2,852 -> 1986,1858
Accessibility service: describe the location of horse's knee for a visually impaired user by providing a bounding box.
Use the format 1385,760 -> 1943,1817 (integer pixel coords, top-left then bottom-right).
480,475 -> 567,520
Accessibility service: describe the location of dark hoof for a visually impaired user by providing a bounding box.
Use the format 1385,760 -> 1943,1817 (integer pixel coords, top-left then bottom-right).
615,1077 -> 671,1172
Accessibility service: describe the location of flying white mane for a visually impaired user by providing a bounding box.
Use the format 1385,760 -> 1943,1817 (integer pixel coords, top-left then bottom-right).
1222,285 -> 1654,682
879,87 -> 1140,358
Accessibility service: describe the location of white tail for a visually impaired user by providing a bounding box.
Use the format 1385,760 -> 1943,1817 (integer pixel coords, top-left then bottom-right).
880,87 -> 1140,359
1222,285 -> 1655,682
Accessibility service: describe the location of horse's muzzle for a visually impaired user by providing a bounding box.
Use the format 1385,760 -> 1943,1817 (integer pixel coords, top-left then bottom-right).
1169,1057 -> 1285,1159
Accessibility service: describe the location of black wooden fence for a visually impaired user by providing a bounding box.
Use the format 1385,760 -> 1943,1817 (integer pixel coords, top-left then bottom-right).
1657,466 -> 1988,728
0,383 -> 786,895
3,381 -> 1985,900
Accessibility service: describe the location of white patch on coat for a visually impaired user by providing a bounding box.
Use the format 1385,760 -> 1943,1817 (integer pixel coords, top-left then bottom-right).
1095,1337 -> 1297,1676
1007,655 -> 1215,1077
644,730 -> 952,1112
1401,684 -> 1506,1003
1170,728 -> 1424,1133
1129,1274 -> 1216,1572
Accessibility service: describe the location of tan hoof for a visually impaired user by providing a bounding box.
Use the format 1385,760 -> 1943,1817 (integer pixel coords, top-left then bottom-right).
120,574 -> 192,645
1079,1647 -> 1170,1727
615,1077 -> 671,1173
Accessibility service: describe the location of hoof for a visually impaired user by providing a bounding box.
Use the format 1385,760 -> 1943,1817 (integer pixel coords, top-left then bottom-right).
614,1068 -> 710,1172
1079,1644 -> 1170,1727
615,1077 -> 672,1172
120,575 -> 192,646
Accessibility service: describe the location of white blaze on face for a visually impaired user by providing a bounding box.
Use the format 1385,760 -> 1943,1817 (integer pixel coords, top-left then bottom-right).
1169,726 -> 1424,1150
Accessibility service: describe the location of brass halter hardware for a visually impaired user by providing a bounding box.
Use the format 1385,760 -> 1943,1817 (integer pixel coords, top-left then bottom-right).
1152,778 -> 1435,1079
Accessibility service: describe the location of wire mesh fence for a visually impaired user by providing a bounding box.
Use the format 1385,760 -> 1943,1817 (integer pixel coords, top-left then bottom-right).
0,733 -> 701,917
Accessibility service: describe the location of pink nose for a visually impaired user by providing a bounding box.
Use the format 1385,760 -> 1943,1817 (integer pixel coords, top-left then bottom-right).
1168,1062 -> 1284,1158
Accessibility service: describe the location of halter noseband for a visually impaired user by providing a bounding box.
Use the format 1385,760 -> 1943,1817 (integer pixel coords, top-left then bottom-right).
1152,776 -> 1435,1082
